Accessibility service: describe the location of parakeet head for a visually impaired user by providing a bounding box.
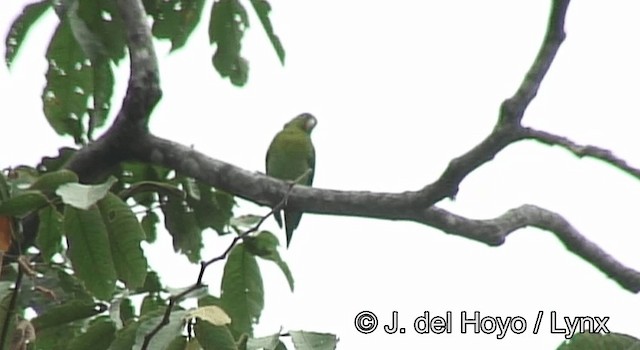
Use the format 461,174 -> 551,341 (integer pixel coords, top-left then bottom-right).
284,113 -> 317,134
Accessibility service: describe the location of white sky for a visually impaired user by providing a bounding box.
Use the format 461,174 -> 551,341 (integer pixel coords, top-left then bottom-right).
2,1 -> 640,349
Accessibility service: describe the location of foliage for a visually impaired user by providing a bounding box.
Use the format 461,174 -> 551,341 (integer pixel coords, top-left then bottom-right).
0,152 -> 305,348
5,0 -> 285,145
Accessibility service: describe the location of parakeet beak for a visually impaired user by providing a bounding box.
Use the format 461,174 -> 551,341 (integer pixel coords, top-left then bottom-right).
305,115 -> 317,131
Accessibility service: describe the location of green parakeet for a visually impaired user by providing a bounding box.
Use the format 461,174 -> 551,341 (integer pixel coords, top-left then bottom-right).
266,113 -> 317,247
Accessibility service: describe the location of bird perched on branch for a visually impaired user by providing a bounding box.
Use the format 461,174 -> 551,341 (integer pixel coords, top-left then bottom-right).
266,113 -> 317,248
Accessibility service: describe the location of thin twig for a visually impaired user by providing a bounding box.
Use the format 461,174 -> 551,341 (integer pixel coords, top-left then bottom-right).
0,262 -> 24,350
523,127 -> 640,180
140,182 -> 298,349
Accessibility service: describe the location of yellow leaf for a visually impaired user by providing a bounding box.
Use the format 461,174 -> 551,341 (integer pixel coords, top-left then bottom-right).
185,305 -> 231,326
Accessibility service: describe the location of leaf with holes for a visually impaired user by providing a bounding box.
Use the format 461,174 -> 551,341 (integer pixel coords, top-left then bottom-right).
249,0 -> 284,64
162,194 -> 203,263
149,0 -> 206,51
209,0 -> 249,86
5,0 -> 51,68
42,20 -> 91,143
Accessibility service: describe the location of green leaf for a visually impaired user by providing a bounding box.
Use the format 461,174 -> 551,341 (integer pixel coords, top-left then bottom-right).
194,320 -> 237,350
42,2 -> 119,145
165,336 -> 189,350
244,231 -> 294,292
74,0 -> 122,137
36,206 -> 64,261
556,332 -> 640,350
290,331 -> 338,350
5,0 -> 51,68
247,334 -> 280,350
162,194 -> 203,263
0,190 -> 48,217
182,176 -> 201,201
29,169 -> 79,193
0,293 -> 15,349
64,205 -> 117,300
209,0 -> 249,86
249,0 -> 284,65
119,181 -> 182,206
189,184 -> 235,234
119,297 -> 136,326
36,323 -> 81,350
31,301 -> 106,331
133,310 -> 187,350
5,166 -> 40,195
76,0 -> 126,62
19,266 -> 87,314
141,210 -> 160,243
88,59 -> 114,139
98,192 -> 148,289
149,0 -> 206,51
138,271 -> 164,294
108,321 -> 139,350
0,171 -> 10,201
42,19 -> 90,143
220,244 -> 264,337
56,176 -> 117,209
198,295 -> 222,307
57,267 -> 95,302
140,294 -> 167,317
37,147 -> 77,172
67,317 -> 116,350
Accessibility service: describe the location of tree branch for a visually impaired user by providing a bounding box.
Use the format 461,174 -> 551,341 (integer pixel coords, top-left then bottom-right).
500,0 -> 569,125
419,205 -> 640,292
523,127 -> 640,179
418,0 -> 570,204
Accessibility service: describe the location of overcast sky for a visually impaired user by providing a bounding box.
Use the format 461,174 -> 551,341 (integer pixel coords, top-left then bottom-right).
2,1 -> 640,349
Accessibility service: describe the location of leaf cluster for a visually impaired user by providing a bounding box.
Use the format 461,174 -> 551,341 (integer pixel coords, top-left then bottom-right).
5,0 -> 285,145
0,147 -> 328,349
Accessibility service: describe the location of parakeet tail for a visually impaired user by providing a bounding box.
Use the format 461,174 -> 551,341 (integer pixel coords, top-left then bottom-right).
284,210 -> 302,247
